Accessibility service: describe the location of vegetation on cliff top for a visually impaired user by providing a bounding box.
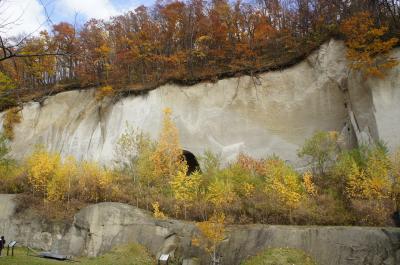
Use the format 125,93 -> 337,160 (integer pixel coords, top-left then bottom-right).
0,0 -> 399,111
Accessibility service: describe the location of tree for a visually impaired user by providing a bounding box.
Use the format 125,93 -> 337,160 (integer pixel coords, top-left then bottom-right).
303,171 -> 317,197
207,178 -> 237,211
26,146 -> 61,199
52,22 -> 78,80
47,156 -> 78,206
192,212 -> 226,265
170,166 -> 202,219
263,158 -> 304,222
151,108 -> 185,183
77,161 -> 114,203
340,11 -> 398,78
298,131 -> 339,177
151,201 -> 167,219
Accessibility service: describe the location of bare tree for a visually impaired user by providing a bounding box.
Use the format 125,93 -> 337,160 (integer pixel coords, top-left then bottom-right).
0,0 -> 67,62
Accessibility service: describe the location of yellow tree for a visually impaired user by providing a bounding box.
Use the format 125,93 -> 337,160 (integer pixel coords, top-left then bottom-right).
338,146 -> 392,225
263,158 -> 303,222
77,161 -> 114,203
47,156 -> 78,206
170,165 -> 202,219
151,201 -> 167,219
303,171 -> 317,197
152,108 -> 185,183
340,12 -> 398,78
207,178 -> 237,211
363,148 -> 391,200
26,147 -> 60,200
344,147 -> 391,201
192,212 -> 226,265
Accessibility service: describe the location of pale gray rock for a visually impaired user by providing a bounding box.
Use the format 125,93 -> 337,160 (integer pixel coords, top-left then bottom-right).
0,40 -> 348,166
0,194 -> 399,265
1,40 -> 399,166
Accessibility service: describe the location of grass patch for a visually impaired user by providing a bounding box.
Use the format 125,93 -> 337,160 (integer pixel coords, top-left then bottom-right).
0,244 -> 155,265
241,248 -> 317,265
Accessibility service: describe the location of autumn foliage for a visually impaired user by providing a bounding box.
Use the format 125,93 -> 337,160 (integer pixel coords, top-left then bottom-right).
1,0 -> 399,111
1,112 -> 400,226
340,11 -> 398,78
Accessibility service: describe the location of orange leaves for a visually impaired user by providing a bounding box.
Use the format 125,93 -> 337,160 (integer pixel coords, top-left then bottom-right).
341,12 -> 399,78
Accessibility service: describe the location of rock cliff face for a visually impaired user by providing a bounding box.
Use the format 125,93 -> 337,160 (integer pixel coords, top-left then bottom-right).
0,194 -> 399,265
1,39 -> 398,165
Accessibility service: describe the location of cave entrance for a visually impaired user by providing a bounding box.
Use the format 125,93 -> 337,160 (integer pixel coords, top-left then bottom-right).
182,150 -> 201,175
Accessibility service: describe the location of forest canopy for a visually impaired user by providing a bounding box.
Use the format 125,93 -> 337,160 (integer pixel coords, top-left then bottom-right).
0,0 -> 399,111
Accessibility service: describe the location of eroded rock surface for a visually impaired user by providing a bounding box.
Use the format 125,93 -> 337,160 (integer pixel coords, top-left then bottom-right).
1,40 -> 399,165
0,194 -> 399,265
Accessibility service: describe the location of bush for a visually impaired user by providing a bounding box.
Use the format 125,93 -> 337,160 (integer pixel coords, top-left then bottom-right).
298,131 -> 339,177
241,248 -> 316,265
3,107 -> 21,140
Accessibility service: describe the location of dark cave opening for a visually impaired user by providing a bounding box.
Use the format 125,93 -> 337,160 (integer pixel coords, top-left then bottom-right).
182,150 -> 201,175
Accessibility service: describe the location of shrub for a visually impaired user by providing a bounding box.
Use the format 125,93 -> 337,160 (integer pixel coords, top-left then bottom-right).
26,146 -> 61,198
3,107 -> 21,140
77,161 -> 115,203
192,212 -> 226,265
170,166 -> 202,219
333,144 -> 393,225
263,158 -> 304,222
298,131 -> 339,177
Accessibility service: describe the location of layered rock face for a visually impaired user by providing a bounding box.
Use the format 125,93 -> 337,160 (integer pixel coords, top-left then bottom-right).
1,195 -> 399,265
3,39 -> 397,165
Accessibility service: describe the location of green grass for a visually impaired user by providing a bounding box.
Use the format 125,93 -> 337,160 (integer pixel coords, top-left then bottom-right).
241,248 -> 317,265
0,244 -> 155,265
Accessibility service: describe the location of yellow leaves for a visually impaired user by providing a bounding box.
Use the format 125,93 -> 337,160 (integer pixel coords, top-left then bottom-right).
170,166 -> 202,206
207,179 -> 236,209
343,147 -> 391,201
151,108 -> 185,181
193,212 -> 226,255
152,201 -> 167,219
95,85 -> 114,101
264,158 -> 303,210
95,44 -> 111,56
78,161 -> 114,202
3,108 -> 21,140
340,12 -> 399,79
243,182 -> 255,197
26,146 -> 61,196
345,158 -> 366,200
47,156 -> 78,202
303,172 -> 317,197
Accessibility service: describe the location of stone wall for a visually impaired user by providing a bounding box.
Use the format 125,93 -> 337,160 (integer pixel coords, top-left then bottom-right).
0,194 -> 399,265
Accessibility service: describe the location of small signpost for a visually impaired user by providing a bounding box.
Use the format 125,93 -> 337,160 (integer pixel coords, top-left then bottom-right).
7,241 -> 17,256
158,254 -> 170,265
